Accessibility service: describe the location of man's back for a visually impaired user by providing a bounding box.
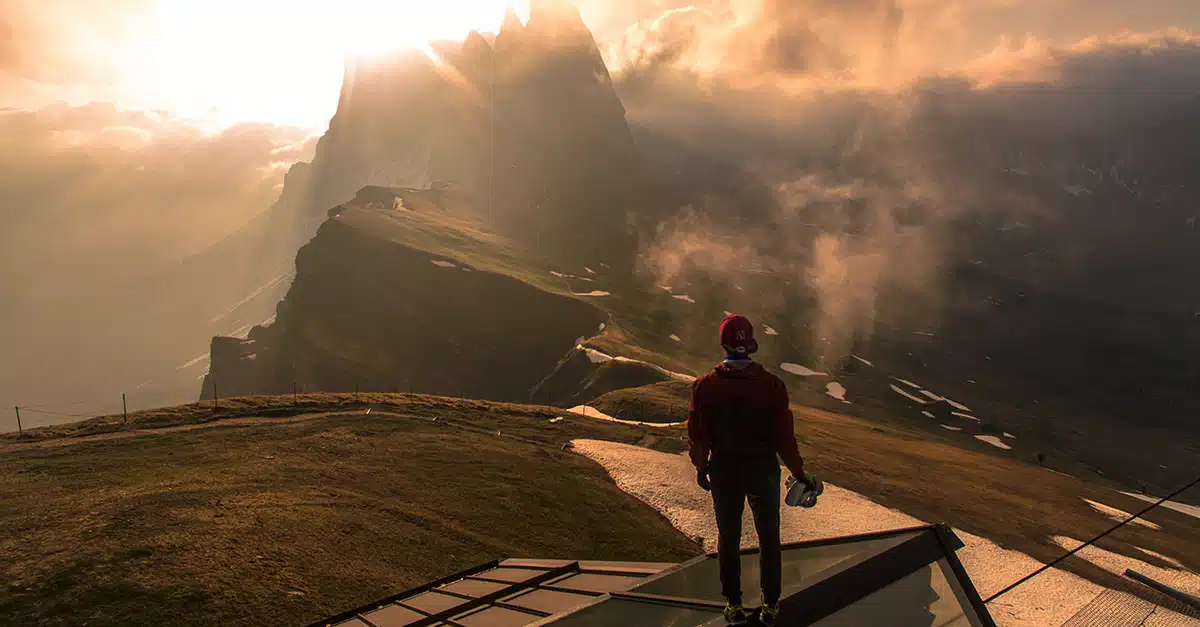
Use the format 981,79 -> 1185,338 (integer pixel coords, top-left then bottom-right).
688,314 -> 812,625
689,361 -> 804,477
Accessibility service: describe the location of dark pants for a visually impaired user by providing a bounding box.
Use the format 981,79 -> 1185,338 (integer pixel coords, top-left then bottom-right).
710,458 -> 782,606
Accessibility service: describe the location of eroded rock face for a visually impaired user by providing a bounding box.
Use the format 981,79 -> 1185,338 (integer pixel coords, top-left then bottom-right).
289,0 -> 642,261
200,214 -> 606,402
199,337 -> 260,400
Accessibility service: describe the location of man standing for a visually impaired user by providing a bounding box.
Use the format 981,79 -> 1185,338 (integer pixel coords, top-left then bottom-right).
689,314 -> 813,626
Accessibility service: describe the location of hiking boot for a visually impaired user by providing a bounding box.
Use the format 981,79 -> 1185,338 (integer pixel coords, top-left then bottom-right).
759,600 -> 780,626
723,602 -> 749,625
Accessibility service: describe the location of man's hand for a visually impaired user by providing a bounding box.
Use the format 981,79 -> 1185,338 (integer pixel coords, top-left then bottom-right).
696,467 -> 711,492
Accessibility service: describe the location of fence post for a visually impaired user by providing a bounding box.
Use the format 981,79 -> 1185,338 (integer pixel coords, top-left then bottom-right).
14,406 -> 21,436
122,393 -> 128,424
213,381 -> 219,411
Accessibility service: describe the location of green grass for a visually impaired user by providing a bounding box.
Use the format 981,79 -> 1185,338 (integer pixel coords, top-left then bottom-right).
0,396 -> 699,627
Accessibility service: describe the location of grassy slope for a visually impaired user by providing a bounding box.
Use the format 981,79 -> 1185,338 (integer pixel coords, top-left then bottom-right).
592,380 -> 693,423
582,382 -> 1200,595
0,395 -> 699,627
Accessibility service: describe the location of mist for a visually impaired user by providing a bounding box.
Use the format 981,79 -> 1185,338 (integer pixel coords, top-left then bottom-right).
0,103 -> 316,426
614,1 -> 1200,366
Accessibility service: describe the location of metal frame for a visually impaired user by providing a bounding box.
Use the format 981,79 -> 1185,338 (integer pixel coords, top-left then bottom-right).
777,527 -> 946,625
306,559 -> 502,627
308,525 -> 1000,627
406,562 -> 583,627
706,524 -> 940,558
934,525 -> 998,627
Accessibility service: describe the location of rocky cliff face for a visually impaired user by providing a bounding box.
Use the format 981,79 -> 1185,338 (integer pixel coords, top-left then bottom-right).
200,205 -> 607,402
284,0 -> 641,262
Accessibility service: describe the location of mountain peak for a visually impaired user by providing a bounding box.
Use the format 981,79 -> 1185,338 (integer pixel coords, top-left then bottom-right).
500,7 -> 525,35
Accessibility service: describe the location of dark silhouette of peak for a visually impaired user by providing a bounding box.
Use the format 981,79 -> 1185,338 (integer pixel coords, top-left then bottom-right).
501,7 -> 525,32
273,3 -> 643,261
463,30 -> 492,57
495,8 -> 526,54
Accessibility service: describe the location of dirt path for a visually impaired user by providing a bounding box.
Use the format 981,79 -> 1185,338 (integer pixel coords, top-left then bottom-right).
0,410 -> 361,453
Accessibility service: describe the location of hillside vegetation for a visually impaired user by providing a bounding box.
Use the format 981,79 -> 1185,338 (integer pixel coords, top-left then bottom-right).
0,395 -> 699,627
5,390 -> 1197,624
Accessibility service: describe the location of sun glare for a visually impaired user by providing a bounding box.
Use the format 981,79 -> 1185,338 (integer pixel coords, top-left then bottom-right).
133,0 -> 531,129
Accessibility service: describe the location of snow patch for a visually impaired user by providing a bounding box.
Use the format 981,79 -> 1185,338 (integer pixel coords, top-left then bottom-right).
210,267 -> 294,323
825,382 -> 847,402
890,385 -> 928,405
584,267 -> 596,274
580,347 -> 612,364
941,425 -> 963,431
945,398 -> 971,412
952,411 -> 979,421
918,389 -> 945,402
1081,499 -> 1162,530
1003,432 -> 1016,439
852,355 -> 873,366
178,354 -> 210,370
894,378 -> 921,389
577,345 -> 695,382
975,435 -> 1012,450
763,325 -> 779,336
430,260 -> 457,268
569,440 -> 1177,627
669,334 -> 682,342
573,291 -> 610,297
781,363 -> 827,377
922,411 -> 936,419
1049,535 -> 1199,601
1119,491 -> 1200,521
672,294 -> 696,303
565,405 -> 684,428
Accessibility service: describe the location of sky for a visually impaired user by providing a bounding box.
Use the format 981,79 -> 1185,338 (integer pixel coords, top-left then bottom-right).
2,0 -> 1200,417
2,0 -> 1195,129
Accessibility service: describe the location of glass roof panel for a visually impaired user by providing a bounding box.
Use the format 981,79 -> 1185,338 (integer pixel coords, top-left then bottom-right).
439,577 -> 513,598
545,573 -> 645,594
542,597 -> 720,626
630,532 -> 919,603
404,590 -> 471,615
453,605 -> 543,627
504,588 -> 599,614
810,559 -> 982,627
358,603 -> 426,626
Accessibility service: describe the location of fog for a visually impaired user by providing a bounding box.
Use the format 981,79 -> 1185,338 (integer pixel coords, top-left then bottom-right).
0,103 -> 316,426
3,0 -> 1199,427
615,2 -> 1200,365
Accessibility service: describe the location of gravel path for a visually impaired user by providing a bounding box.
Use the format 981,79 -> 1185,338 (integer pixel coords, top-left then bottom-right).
571,439 -> 1200,627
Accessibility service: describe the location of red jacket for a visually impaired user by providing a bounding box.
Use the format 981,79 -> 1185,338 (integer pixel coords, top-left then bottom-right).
688,360 -> 806,477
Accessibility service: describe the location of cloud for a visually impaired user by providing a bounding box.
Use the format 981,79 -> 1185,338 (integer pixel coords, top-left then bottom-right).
0,102 -> 317,301
622,13 -> 1200,365
0,0 -> 153,89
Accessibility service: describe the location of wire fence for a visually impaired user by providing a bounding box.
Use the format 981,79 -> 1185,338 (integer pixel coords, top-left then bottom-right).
1063,574 -> 1200,626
